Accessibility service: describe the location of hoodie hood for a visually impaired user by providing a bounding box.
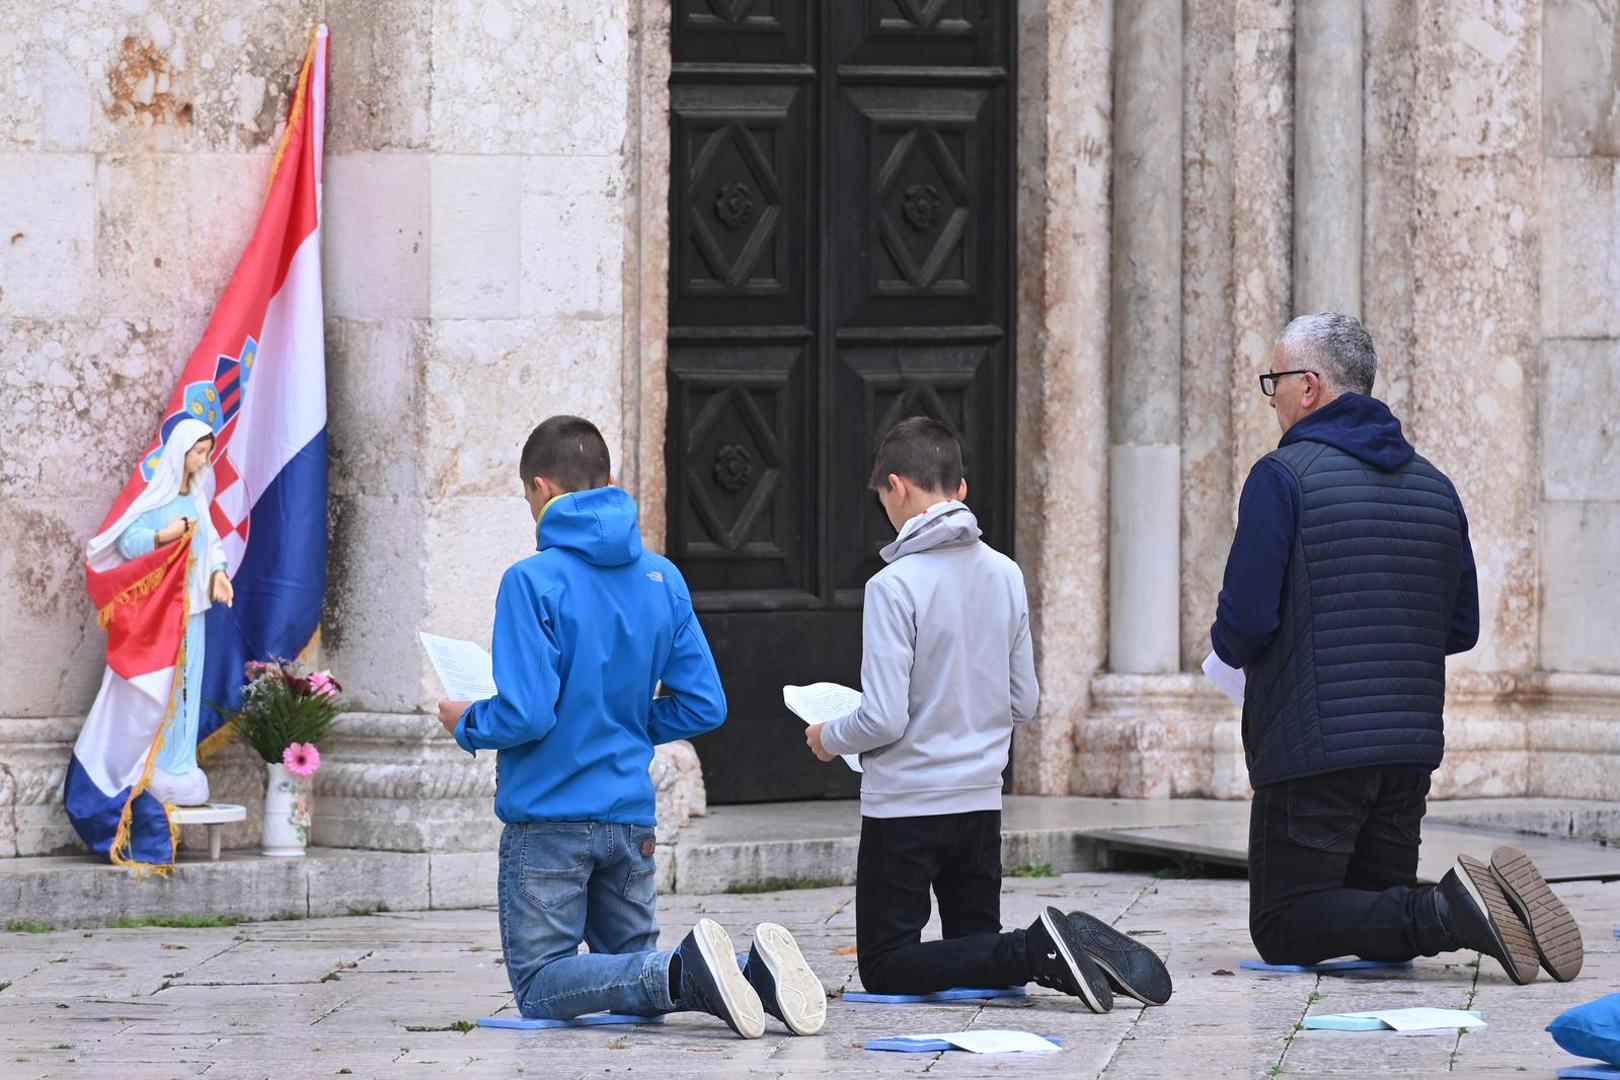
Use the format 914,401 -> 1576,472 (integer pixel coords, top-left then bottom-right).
880,500 -> 983,563
1280,392 -> 1415,471
537,486 -> 645,567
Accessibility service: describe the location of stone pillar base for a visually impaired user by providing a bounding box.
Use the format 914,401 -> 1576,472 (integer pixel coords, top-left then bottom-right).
1073,671 -> 1620,801
0,712 -> 710,858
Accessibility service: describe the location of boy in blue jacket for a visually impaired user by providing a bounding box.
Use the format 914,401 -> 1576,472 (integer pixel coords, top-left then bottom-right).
437,416 -> 825,1037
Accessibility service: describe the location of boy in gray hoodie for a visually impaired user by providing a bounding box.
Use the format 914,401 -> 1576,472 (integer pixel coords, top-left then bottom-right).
806,417 -> 1171,1011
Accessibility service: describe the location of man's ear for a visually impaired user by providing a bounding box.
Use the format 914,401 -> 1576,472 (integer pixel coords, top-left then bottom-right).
957,478 -> 968,502
887,474 -> 907,503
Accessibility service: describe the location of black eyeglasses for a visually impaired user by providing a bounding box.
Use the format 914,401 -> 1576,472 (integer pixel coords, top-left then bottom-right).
1259,370 -> 1315,397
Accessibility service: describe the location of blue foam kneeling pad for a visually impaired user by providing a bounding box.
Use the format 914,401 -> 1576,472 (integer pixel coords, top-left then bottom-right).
1558,1066 -> 1620,1079
1240,958 -> 1414,974
477,1013 -> 665,1030
865,1034 -> 1062,1052
844,987 -> 1028,1004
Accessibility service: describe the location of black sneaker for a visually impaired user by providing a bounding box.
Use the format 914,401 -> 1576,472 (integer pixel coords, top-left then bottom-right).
1064,910 -> 1173,1005
742,922 -> 826,1035
1437,855 -> 1538,985
1025,906 -> 1113,1013
677,918 -> 765,1038
1489,846 -> 1584,982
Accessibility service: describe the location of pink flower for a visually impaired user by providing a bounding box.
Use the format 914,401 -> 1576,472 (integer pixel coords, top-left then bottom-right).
244,660 -> 272,680
308,672 -> 340,699
282,741 -> 321,778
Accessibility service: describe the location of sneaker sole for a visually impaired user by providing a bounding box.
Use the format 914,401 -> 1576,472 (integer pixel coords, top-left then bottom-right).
693,919 -> 765,1039
1065,911 -> 1173,1006
752,923 -> 826,1035
1454,854 -> 1537,985
1040,907 -> 1113,1013
1489,846 -> 1583,982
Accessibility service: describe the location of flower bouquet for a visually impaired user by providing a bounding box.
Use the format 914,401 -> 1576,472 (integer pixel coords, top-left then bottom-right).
214,659 -> 343,856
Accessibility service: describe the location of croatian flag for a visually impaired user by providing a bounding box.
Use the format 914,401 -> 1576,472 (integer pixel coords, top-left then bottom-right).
66,27 -> 329,871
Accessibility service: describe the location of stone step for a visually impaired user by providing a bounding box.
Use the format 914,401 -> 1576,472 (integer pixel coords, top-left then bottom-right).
667,795 -> 1620,894
4,796 -> 1616,925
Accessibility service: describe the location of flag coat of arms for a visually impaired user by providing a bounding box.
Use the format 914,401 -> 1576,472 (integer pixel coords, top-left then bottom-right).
65,27 -> 330,872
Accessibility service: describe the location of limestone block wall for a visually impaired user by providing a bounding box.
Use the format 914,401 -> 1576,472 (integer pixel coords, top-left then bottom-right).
1015,0 -> 1620,800
0,0 -> 693,857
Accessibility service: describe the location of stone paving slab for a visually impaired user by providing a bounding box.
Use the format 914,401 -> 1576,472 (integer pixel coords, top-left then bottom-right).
0,872 -> 1614,1078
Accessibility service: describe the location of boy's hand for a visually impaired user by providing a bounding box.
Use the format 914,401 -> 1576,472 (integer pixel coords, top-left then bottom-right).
805,723 -> 835,763
437,699 -> 471,735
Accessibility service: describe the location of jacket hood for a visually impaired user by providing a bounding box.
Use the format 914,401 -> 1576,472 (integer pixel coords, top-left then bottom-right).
1280,392 -> 1415,471
880,500 -> 983,563
537,486 -> 644,567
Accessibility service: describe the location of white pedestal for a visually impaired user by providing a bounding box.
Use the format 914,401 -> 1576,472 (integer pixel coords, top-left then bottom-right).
170,803 -> 249,861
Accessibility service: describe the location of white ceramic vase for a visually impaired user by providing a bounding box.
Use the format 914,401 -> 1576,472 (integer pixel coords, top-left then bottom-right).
262,763 -> 311,857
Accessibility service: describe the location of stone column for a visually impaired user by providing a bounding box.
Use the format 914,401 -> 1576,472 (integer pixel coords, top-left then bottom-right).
1363,0 -> 1418,419
1292,1 -> 1362,315
1409,0 -> 1541,678
1108,0 -> 1182,675
1012,0 -> 1114,794
1230,0 -> 1293,510
1179,0 -> 1236,670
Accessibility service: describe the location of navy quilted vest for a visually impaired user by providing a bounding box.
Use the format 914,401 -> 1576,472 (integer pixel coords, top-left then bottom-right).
1242,440 -> 1464,787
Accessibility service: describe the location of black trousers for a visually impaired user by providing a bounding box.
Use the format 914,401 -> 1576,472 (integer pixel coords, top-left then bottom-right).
855,810 -> 1029,995
1248,767 -> 1454,964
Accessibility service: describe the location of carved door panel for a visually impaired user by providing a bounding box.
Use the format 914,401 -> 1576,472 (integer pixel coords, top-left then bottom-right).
668,0 -> 1015,803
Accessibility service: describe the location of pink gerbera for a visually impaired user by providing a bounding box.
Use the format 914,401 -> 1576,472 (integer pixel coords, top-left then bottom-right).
282,741 -> 321,778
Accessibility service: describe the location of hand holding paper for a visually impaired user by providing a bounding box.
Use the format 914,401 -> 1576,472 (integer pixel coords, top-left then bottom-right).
783,683 -> 863,772
1202,650 -> 1245,706
420,631 -> 497,702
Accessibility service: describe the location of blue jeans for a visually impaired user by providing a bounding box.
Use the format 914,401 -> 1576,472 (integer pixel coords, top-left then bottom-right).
497,821 -> 679,1019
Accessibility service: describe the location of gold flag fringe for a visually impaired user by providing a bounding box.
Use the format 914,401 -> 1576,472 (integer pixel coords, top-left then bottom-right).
107,541 -> 196,878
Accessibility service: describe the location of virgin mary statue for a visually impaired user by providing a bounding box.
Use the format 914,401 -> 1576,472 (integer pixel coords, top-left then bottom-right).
65,417 -> 235,870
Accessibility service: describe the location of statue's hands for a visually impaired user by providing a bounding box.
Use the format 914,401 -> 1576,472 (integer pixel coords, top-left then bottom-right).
210,571 -> 234,607
156,517 -> 190,544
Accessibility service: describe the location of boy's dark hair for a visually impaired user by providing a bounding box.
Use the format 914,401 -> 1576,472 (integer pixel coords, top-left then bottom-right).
520,416 -> 612,492
869,416 -> 964,494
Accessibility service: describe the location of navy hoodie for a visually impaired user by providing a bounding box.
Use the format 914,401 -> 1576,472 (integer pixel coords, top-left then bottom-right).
454,487 -> 726,825
1211,394 -> 1479,669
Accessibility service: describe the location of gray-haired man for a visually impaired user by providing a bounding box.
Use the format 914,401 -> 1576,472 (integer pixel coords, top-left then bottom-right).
1212,312 -> 1584,984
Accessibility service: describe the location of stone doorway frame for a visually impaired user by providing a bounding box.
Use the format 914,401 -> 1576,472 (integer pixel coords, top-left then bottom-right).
622,5 -> 1104,798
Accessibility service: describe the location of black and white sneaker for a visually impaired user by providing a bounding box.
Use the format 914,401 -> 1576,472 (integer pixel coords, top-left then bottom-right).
676,918 -> 765,1038
1065,910 -> 1173,1005
1025,906 -> 1113,1013
743,922 -> 826,1035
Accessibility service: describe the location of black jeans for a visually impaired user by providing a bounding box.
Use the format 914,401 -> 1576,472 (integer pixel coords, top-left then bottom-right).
855,811 -> 1029,995
1248,768 -> 1454,965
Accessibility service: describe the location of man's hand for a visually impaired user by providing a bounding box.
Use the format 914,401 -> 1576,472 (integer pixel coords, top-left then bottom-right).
210,571 -> 234,607
805,722 -> 835,763
437,699 -> 471,736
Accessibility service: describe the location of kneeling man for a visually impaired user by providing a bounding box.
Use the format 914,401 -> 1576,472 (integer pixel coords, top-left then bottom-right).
1213,312 -> 1583,984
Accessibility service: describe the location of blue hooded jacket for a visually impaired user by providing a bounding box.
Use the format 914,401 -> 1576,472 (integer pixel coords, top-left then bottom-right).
1212,393 -> 1479,669
454,487 -> 726,825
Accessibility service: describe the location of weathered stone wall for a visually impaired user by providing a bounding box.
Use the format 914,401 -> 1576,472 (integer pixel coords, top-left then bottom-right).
1018,0 -> 1620,800
0,0 -> 692,857
3,1 -> 1617,854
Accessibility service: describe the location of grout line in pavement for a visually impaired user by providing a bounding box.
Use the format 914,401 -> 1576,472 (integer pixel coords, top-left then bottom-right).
1448,953 -> 1483,1071
1271,974 -> 1319,1077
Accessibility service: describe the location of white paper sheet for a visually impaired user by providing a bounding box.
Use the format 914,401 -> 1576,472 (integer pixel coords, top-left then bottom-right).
1316,1008 -> 1486,1032
1202,650 -> 1246,706
915,1030 -> 1061,1054
782,683 -> 863,773
419,631 -> 497,702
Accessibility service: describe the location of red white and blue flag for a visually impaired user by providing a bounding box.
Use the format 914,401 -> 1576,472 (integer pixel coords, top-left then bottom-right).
66,27 -> 329,870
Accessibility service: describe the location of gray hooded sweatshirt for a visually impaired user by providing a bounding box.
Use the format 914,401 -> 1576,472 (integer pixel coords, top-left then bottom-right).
819,501 -> 1039,817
